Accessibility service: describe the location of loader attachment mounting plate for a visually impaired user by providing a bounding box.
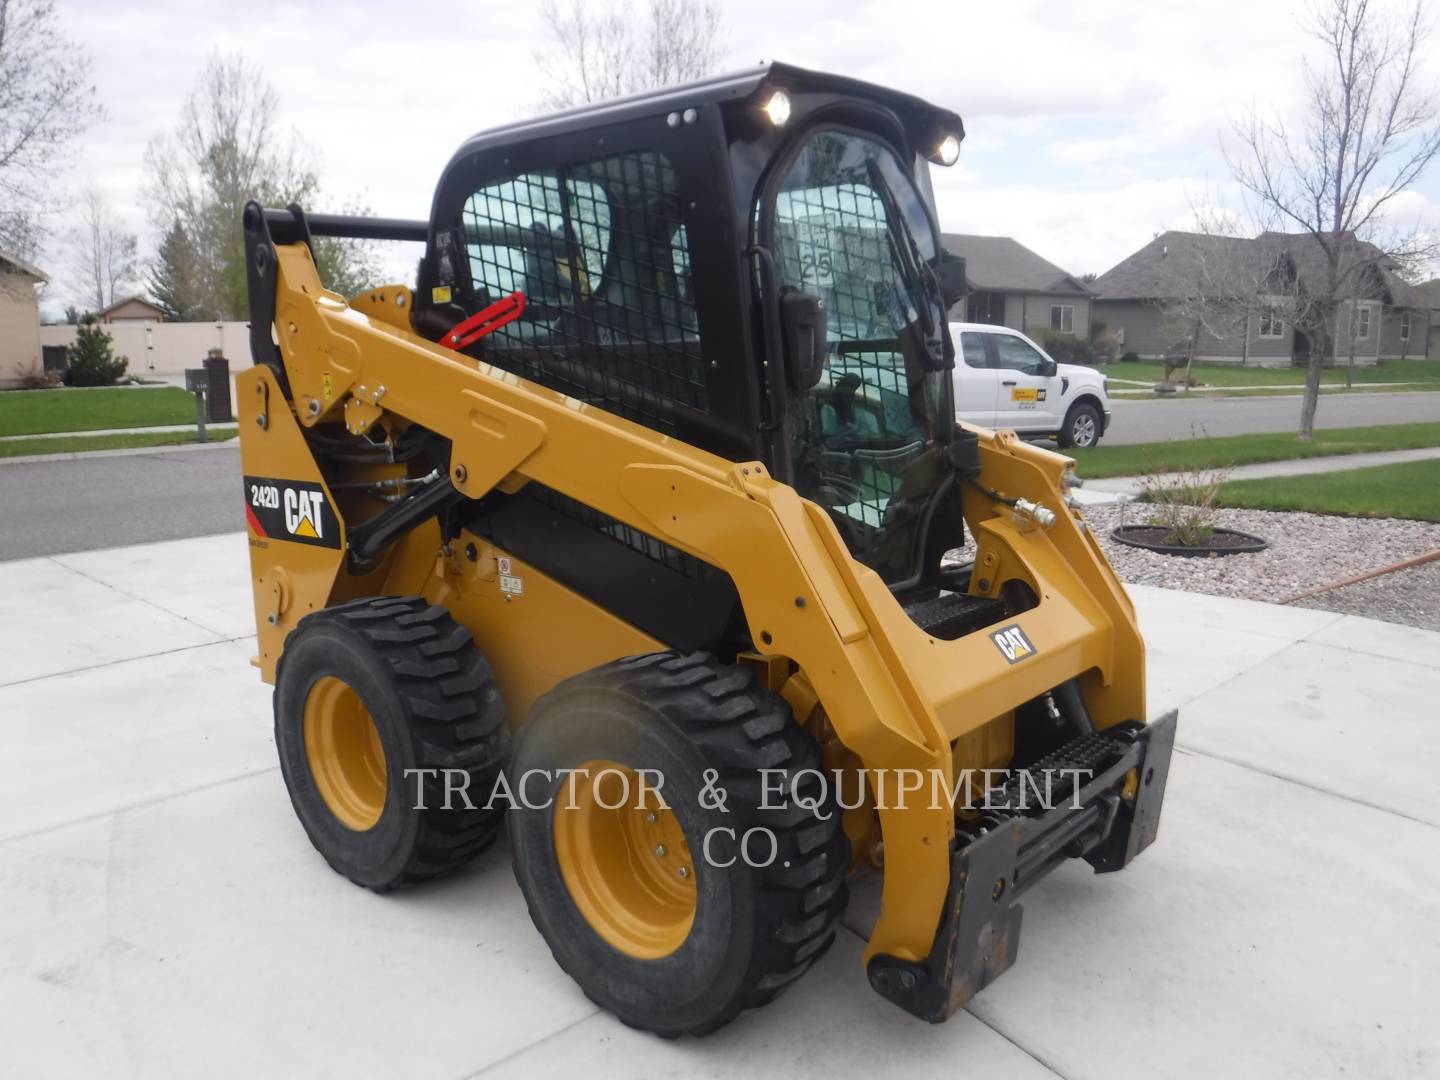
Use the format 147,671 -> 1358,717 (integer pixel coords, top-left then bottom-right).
867,709 -> 1178,1022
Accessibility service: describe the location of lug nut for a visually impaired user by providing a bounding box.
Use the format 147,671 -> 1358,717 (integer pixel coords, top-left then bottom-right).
654,844 -> 667,858
645,812 -> 657,824
678,866 -> 690,879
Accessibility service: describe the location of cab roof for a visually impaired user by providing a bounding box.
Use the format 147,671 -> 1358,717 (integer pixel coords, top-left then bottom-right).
448,61 -> 964,164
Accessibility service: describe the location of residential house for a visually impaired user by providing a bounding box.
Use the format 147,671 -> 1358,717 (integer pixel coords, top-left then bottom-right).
1417,279 -> 1440,361
1,251 -> 48,388
941,233 -> 1092,340
98,295 -> 167,324
1091,230 -> 1430,366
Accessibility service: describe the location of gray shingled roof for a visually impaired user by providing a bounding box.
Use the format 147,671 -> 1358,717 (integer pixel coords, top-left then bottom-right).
1415,278 -> 1440,308
941,233 -> 1087,295
1093,230 -> 1425,308
1089,233 -> 1252,301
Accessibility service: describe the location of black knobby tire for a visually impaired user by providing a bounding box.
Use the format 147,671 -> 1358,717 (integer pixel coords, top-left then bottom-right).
1059,400 -> 1102,449
508,652 -> 849,1037
274,596 -> 509,891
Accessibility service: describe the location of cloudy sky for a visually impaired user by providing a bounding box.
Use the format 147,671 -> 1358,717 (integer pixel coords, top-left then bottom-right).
37,0 -> 1440,312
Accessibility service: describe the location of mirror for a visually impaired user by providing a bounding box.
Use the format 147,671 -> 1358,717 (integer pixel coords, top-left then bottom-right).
1039,359 -> 1058,377
930,252 -> 967,310
779,289 -> 827,390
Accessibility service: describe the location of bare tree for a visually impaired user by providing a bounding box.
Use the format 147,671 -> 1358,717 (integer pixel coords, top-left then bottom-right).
1226,0 -> 1440,439
1153,208 -> 1301,388
143,54 -> 315,319
0,0 -> 98,261
142,54 -> 377,319
70,187 -> 138,312
533,0 -> 725,112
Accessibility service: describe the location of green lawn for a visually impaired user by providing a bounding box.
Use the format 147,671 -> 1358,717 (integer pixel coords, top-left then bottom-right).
1067,422 -> 1440,479
0,430 -> 237,458
0,387 -> 200,436
1106,358 -> 1440,388
1212,459 -> 1440,522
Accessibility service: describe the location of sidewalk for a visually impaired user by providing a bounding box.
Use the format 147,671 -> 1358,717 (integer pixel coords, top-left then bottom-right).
1108,381 -> 1434,397
0,421 -> 239,442
1076,445 -> 1440,504
1,532 -> 1437,1077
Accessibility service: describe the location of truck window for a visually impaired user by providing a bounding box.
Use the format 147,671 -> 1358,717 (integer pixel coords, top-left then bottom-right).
992,334 -> 1047,375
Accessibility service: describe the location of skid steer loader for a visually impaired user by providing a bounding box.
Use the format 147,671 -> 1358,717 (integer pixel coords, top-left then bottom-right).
239,62 -> 1176,1036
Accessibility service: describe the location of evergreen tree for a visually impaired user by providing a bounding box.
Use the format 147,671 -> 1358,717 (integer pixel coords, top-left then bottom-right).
147,219 -> 207,320
65,315 -> 129,386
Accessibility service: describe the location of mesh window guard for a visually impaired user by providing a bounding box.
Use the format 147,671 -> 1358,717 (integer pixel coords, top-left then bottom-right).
460,151 -> 706,434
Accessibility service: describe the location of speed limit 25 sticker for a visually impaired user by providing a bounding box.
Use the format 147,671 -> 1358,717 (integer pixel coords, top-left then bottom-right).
243,476 -> 341,548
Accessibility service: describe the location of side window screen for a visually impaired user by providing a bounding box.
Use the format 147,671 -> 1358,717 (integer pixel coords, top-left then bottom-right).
458,151 -> 704,432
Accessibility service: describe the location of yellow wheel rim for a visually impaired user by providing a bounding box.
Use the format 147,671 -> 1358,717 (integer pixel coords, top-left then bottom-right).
553,760 -> 697,959
303,676 -> 388,831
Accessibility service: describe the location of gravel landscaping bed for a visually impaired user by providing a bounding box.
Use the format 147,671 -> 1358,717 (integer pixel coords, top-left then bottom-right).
1077,503 -> 1440,629
1291,559 -> 1440,633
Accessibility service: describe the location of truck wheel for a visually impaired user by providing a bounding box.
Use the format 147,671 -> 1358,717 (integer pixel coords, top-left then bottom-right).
508,652 -> 848,1037
1059,401 -> 1102,448
274,596 -> 509,891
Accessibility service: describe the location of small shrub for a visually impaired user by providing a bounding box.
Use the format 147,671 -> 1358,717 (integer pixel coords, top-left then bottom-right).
64,316 -> 129,387
21,370 -> 62,389
1040,331 -> 1095,366
1119,351 -> 1141,363
1136,465 -> 1231,546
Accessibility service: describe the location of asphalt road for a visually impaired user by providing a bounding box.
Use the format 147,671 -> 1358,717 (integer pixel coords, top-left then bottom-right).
1104,390 -> 1440,444
3,390 -> 1439,560
0,445 -> 242,561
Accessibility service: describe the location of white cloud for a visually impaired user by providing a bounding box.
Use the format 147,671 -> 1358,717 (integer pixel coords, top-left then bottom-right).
932,173 -> 1214,277
33,0 -> 1440,312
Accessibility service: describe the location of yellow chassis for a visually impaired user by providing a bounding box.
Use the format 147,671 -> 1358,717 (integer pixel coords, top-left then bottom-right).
240,241 -> 1147,982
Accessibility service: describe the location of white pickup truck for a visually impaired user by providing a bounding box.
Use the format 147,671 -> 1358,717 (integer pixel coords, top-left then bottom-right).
950,322 -> 1113,448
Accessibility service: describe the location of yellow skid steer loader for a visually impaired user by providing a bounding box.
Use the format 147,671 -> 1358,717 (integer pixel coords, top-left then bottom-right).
239,62 -> 1176,1036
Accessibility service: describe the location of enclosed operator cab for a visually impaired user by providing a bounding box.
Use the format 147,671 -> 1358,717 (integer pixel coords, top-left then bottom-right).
410,64 -> 971,634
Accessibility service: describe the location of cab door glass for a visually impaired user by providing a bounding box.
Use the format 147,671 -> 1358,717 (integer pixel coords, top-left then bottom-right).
765,128 -> 949,585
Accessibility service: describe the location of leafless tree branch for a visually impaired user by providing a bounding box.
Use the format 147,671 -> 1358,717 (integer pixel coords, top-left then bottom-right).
0,0 -> 99,257
1222,0 -> 1440,437
532,0 -> 726,112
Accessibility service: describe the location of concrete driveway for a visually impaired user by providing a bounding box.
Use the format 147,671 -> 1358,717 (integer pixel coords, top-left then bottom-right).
2,533 -> 1437,1078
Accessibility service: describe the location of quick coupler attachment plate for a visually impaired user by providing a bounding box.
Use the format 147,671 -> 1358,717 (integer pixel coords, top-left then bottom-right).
867,709 -> 1178,1022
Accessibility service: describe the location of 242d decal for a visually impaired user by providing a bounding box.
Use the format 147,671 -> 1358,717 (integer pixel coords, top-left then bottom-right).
243,477 -> 341,549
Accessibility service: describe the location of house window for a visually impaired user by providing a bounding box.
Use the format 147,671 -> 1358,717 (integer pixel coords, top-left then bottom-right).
1400,311 -> 1411,341
1049,304 -> 1074,333
1258,309 -> 1284,339
1354,303 -> 1372,340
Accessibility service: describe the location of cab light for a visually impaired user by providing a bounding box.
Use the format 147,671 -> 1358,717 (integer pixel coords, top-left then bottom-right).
762,89 -> 791,127
936,133 -> 962,166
